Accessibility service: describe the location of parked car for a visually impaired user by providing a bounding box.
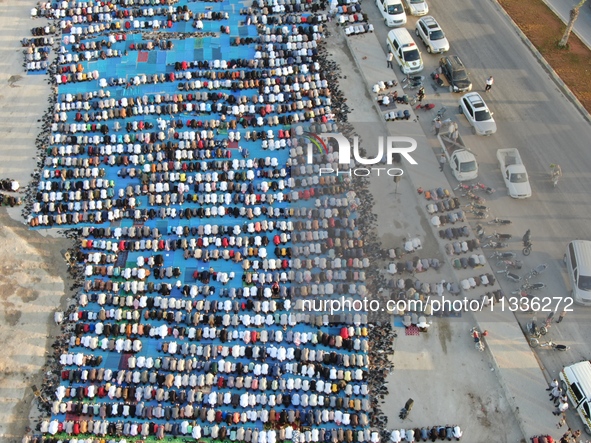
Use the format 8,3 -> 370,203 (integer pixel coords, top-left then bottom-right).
404,0 -> 428,15
459,92 -> 496,135
415,16 -> 449,54
377,0 -> 407,27
439,55 -> 472,92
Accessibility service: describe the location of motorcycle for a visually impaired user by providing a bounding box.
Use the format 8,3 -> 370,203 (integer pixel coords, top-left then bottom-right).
465,202 -> 488,212
470,327 -> 486,352
488,218 -> 512,225
489,251 -> 517,259
483,241 -> 508,249
497,269 -> 522,282
402,75 -> 425,89
522,229 -> 532,255
496,259 -> 523,270
462,190 -> 485,203
529,338 -> 570,350
486,231 -> 512,240
527,319 -> 548,337
467,208 -> 488,219
473,182 -> 496,194
516,282 -> 546,292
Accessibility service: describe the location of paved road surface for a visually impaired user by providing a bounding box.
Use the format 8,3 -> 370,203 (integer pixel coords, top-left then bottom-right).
362,0 -> 591,435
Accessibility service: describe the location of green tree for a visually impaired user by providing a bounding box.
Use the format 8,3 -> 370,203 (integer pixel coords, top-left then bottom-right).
558,0 -> 588,48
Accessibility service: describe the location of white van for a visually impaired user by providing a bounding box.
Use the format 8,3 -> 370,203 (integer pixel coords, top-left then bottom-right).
376,0 -> 407,27
387,28 -> 424,74
559,361 -> 591,434
565,240 -> 591,305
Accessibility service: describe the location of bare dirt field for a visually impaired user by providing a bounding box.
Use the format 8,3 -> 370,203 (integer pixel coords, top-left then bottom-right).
0,211 -> 72,443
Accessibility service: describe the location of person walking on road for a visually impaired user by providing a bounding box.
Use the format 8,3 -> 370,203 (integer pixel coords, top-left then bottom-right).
485,76 -> 494,92
438,154 -> 446,172
556,309 -> 567,323
387,51 -> 394,69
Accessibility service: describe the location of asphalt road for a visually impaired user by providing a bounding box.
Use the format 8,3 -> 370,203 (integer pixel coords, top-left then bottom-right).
363,0 -> 591,428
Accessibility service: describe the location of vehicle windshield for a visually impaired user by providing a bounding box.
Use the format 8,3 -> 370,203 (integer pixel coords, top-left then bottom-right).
453,68 -> 468,80
460,160 -> 477,173
409,0 -> 424,3
510,173 -> 527,183
387,4 -> 403,14
404,49 -> 421,62
474,109 -> 492,121
430,30 -> 445,40
578,275 -> 591,291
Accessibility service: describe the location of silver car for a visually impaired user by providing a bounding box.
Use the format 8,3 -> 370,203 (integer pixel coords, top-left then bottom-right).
415,16 -> 449,54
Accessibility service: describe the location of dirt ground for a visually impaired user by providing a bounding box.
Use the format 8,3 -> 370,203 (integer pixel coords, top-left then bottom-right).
499,0 -> 591,112
0,211 -> 72,443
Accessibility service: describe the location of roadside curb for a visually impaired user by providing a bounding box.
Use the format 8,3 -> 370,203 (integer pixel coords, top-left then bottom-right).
489,0 -> 591,124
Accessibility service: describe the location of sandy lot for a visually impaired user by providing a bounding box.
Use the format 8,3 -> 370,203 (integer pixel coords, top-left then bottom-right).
0,1 -> 73,442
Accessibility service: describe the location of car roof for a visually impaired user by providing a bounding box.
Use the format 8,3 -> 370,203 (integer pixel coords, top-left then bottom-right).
445,54 -> 464,69
420,16 -> 440,30
465,93 -> 487,109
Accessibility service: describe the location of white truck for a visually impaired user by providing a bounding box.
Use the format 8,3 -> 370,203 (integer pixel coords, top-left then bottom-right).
496,148 -> 532,199
437,121 -> 478,181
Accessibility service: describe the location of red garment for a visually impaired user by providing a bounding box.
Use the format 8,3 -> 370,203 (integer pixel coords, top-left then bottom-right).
340,327 -> 349,339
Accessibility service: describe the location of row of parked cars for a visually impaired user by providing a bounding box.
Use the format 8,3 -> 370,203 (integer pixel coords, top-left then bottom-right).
377,0 -> 527,197
379,0 -> 497,137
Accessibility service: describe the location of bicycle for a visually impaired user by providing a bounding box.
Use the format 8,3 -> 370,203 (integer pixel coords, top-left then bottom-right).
550,164 -> 562,188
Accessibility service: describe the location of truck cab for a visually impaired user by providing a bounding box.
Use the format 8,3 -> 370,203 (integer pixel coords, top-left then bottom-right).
377,0 -> 407,27
437,122 -> 478,181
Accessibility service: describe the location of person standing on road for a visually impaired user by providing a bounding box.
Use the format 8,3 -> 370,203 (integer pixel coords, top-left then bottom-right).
434,119 -> 442,136
438,153 -> 446,172
553,400 -> 569,416
550,386 -> 562,403
556,309 -> 567,323
485,76 -> 494,92
417,86 -> 425,103
547,378 -> 559,391
387,51 -> 394,69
